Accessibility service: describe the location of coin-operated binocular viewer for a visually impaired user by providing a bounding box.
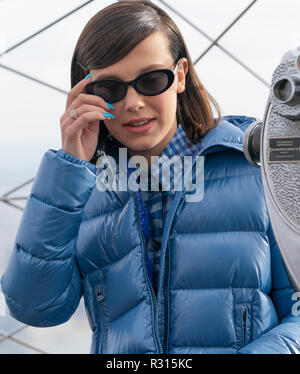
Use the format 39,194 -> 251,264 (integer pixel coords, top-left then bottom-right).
243,46 -> 300,292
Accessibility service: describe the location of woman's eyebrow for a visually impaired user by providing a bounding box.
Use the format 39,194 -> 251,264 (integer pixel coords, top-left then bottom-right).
94,63 -> 165,80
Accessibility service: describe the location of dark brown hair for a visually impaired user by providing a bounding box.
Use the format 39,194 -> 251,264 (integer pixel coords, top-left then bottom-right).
70,0 -> 222,163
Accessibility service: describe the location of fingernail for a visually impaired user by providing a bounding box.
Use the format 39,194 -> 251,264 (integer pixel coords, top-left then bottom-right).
84,73 -> 93,80
106,102 -> 115,109
103,112 -> 115,119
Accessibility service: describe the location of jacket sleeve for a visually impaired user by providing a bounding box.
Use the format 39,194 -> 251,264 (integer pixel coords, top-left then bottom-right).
0,149 -> 97,327
238,221 -> 300,353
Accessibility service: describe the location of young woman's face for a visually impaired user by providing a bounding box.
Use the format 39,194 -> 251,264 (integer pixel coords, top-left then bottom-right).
89,31 -> 188,165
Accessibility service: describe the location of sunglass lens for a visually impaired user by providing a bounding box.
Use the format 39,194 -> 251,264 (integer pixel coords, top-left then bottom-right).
137,71 -> 170,95
92,81 -> 126,103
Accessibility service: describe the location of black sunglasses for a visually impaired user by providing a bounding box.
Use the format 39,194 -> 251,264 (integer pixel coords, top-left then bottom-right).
83,59 -> 180,104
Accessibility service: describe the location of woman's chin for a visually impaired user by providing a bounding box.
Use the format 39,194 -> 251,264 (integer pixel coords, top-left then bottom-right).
127,142 -> 157,154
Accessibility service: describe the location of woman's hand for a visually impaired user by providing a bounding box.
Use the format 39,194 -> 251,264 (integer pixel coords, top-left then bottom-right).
60,75 -> 114,162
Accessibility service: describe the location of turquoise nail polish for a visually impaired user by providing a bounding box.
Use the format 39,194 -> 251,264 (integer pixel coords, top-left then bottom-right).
103,112 -> 115,119
106,102 -> 115,109
84,73 -> 93,80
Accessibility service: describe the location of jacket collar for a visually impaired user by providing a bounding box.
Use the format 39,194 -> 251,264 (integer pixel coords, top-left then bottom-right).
195,115 -> 257,158
110,115 -> 257,195
176,115 -> 257,196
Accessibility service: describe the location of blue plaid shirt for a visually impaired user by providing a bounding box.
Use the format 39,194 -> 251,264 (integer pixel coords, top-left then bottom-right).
137,123 -> 200,294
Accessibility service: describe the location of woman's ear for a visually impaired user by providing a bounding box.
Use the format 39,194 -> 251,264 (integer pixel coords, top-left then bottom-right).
177,58 -> 188,94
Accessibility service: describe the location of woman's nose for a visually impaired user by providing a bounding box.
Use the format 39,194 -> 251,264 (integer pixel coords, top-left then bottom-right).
123,86 -> 145,111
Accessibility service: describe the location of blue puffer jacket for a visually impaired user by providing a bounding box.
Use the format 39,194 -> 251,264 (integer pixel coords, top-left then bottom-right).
2,115 -> 300,354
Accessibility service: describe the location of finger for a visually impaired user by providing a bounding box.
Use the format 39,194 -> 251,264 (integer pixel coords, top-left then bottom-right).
65,74 -> 93,111
62,104 -> 113,129
72,104 -> 110,120
63,111 -> 111,137
68,92 -> 113,114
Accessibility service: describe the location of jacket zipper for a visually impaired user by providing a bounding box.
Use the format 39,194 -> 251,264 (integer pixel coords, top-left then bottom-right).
162,192 -> 169,354
241,304 -> 247,347
161,161 -> 198,354
96,286 -> 105,353
133,192 -> 163,354
163,242 -> 170,353
135,160 -> 198,354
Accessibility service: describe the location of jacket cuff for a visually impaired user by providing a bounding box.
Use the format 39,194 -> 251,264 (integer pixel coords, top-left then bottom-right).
55,149 -> 97,174
30,149 -> 97,211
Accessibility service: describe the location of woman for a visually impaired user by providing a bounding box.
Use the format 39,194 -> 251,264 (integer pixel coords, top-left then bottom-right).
1,1 -> 300,354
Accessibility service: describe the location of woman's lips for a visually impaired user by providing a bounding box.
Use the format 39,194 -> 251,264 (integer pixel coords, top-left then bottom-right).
123,117 -> 154,126
123,118 -> 155,134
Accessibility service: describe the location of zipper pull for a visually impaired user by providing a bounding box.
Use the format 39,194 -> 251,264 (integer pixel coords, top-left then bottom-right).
242,305 -> 247,327
96,286 -> 105,302
242,304 -> 247,345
